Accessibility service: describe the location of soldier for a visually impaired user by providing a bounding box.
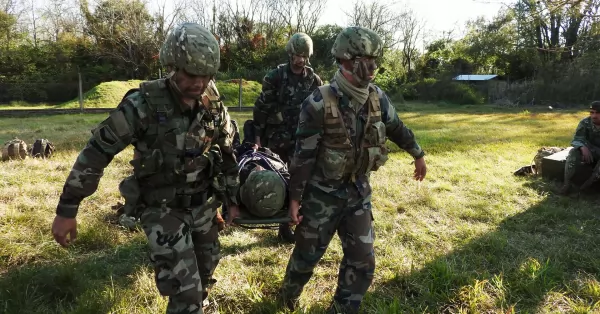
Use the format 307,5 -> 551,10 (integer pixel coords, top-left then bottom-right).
558,101 -> 600,194
51,23 -> 241,314
253,32 -> 324,242
278,26 -> 428,313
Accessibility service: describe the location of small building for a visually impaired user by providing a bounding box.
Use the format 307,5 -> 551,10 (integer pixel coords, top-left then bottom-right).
453,74 -> 507,103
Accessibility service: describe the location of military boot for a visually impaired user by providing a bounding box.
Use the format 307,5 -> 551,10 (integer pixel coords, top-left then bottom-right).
201,278 -> 218,310
278,224 -> 295,244
275,288 -> 299,311
557,182 -> 571,195
578,176 -> 597,192
325,301 -> 360,314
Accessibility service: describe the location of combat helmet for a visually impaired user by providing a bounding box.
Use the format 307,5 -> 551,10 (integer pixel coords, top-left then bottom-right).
286,32 -> 313,58
331,26 -> 383,61
240,169 -> 286,217
159,23 -> 220,76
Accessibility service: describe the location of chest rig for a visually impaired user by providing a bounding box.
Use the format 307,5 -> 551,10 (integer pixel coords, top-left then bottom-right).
316,84 -> 389,182
269,63 -> 316,127
128,78 -> 226,206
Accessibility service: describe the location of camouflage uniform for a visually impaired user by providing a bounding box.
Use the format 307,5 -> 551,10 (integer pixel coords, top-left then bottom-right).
253,33 -> 324,164
238,149 -> 289,218
253,33 -> 323,241
563,115 -> 600,189
55,23 -> 239,314
279,27 -> 425,313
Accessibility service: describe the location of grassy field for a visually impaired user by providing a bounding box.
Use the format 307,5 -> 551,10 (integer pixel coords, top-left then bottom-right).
0,79 -> 262,110
0,102 -> 599,314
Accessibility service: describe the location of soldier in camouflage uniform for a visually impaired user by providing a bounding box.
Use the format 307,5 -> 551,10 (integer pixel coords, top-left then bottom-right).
51,23 -> 241,314
253,32 -> 324,242
559,101 -> 600,194
278,26 -> 428,314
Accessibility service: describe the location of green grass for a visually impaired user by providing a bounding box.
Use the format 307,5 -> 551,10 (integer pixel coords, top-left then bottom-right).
0,79 -> 262,110
1,102 -> 599,314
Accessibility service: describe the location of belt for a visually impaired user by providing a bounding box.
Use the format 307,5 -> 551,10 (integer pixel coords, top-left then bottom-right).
165,192 -> 208,209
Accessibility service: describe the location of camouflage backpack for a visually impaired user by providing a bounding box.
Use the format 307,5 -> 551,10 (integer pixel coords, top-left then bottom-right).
533,146 -> 567,175
2,138 -> 28,161
31,139 -> 55,159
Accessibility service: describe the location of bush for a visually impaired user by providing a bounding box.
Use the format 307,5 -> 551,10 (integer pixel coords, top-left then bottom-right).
404,78 -> 485,105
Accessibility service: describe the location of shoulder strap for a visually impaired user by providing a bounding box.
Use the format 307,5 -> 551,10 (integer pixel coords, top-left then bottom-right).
318,85 -> 351,144
318,85 -> 339,119
277,64 -> 288,107
368,84 -> 381,119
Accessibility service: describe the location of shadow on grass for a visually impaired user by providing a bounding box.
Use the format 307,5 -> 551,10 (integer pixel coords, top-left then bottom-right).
0,241 -> 150,314
364,180 -> 600,313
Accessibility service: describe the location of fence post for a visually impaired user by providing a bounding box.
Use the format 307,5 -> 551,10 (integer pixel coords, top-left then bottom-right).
78,71 -> 83,113
238,77 -> 243,110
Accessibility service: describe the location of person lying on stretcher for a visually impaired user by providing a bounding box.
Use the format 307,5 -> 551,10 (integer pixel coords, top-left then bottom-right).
216,120 -> 292,229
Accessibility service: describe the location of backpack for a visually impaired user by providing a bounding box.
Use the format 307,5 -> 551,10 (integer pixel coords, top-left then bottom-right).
533,146 -> 567,175
2,138 -> 28,161
31,139 -> 55,159
514,146 -> 567,176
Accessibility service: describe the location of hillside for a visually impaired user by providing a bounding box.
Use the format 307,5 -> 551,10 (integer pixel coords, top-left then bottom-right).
57,79 -> 262,109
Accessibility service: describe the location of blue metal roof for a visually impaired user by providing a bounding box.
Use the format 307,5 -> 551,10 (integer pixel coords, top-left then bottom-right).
453,74 -> 498,81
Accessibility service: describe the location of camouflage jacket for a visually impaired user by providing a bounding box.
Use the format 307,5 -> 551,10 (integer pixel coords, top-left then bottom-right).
288,78 -> 424,201
56,78 -> 239,218
571,117 -> 600,154
253,63 -> 323,140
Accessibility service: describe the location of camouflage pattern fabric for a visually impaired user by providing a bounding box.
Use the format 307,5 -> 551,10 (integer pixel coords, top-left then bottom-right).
253,63 -> 323,164
236,143 -> 290,217
55,76 -> 238,314
280,75 -> 424,311
571,116 -> 600,154
286,32 -> 313,59
141,195 -> 222,314
2,138 -> 28,161
533,146 -> 566,175
564,147 -> 600,184
279,184 -> 375,314
563,116 -> 600,187
239,168 -> 286,217
288,78 -> 424,201
159,23 -> 220,77
331,26 -> 383,60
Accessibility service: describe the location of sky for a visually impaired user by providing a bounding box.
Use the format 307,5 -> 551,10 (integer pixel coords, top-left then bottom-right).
28,0 -> 516,49
317,0 -> 515,39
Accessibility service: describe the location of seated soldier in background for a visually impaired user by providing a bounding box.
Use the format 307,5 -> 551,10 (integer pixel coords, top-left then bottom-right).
559,101 -> 600,194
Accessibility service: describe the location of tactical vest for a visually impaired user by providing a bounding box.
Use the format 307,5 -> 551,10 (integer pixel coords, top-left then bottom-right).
266,63 -> 316,126
123,78 -> 232,207
316,84 -> 389,182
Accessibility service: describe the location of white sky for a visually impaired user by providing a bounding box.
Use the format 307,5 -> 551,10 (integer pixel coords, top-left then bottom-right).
319,0 -> 515,38
29,0 -> 516,49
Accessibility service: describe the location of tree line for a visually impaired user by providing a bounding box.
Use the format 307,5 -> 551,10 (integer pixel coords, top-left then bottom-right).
1,0 -> 599,106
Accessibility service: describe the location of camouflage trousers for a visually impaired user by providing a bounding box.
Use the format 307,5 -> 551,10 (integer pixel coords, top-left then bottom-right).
564,147 -> 600,183
280,183 -> 376,313
140,197 -> 221,314
264,127 -> 295,165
